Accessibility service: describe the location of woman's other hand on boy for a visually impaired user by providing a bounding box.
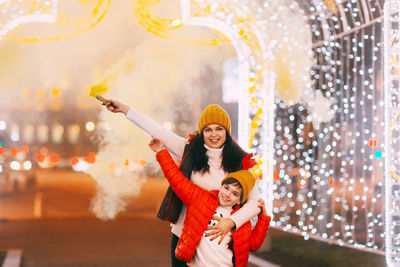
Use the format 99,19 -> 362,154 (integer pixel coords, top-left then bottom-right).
257,199 -> 267,216
205,217 -> 235,245
104,99 -> 129,115
149,138 -> 165,153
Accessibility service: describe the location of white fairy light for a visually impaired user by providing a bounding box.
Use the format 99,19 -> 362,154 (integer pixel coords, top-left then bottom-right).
0,0 -> 58,37
273,0 -> 386,258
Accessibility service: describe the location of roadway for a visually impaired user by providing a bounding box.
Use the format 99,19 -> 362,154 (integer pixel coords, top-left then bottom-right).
0,169 -> 172,266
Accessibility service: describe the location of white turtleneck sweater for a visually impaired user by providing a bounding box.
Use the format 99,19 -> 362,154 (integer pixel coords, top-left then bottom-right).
126,107 -> 260,235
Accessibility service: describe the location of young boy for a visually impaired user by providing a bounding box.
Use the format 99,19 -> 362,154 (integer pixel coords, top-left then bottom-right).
149,138 -> 271,267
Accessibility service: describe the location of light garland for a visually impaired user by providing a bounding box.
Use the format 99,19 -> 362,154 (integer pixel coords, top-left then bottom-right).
131,0 -> 229,46
272,0 -> 386,257
0,0 -> 58,37
2,0 -> 110,43
179,0 -> 275,216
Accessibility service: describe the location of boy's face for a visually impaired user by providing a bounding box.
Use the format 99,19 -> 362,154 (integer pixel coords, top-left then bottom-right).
218,182 -> 242,207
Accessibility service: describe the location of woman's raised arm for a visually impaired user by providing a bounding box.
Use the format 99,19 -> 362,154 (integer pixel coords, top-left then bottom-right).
106,99 -> 186,159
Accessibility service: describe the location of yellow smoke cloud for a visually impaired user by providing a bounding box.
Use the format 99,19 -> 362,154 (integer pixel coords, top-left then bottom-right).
90,49 -> 137,98
89,83 -> 108,97
85,38 -> 233,220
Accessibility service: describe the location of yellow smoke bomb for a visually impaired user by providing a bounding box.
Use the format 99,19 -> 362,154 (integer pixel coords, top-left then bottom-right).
90,83 -> 109,98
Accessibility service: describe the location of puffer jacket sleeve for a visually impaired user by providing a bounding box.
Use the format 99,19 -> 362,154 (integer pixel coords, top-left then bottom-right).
249,214 -> 271,251
156,149 -> 198,206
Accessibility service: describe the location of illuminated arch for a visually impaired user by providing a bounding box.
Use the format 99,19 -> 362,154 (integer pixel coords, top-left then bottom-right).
0,0 -> 57,37
178,0 -> 275,216
1,0 -> 111,43
130,0 -> 276,215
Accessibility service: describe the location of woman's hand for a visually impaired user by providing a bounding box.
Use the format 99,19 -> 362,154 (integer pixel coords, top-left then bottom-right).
104,99 -> 129,115
149,138 -> 165,153
205,216 -> 235,244
257,198 -> 267,216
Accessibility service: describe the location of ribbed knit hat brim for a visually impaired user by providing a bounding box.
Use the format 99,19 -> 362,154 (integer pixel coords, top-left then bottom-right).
198,104 -> 231,134
221,170 -> 255,204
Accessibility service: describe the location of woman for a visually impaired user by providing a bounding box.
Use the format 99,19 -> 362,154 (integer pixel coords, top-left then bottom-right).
105,100 -> 260,267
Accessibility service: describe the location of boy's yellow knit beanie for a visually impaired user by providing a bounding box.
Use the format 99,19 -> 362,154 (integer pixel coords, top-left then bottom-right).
221,170 -> 255,204
198,104 -> 231,134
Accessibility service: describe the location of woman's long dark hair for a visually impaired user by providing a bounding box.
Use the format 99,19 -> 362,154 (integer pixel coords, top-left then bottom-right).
188,130 -> 247,173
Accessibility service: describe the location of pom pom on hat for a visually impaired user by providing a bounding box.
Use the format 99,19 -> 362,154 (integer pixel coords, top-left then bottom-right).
198,104 -> 231,134
221,170 -> 255,204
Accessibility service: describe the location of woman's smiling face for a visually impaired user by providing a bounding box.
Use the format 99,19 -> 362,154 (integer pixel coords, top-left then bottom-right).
202,124 -> 226,149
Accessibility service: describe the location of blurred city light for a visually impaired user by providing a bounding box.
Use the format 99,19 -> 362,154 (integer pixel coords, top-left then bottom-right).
85,121 -> 95,132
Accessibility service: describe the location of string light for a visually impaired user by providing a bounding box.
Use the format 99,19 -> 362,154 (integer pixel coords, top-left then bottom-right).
274,0 -> 386,258
0,0 -> 57,37
2,0 -> 111,43
131,0 -> 229,46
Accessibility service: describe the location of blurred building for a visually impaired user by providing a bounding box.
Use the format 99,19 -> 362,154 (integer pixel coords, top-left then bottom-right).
0,86 -> 99,175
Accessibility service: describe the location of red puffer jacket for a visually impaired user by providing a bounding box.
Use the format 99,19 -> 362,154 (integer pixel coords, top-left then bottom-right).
156,149 -> 271,267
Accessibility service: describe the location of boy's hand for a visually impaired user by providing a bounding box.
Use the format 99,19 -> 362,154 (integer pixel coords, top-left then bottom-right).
149,138 -> 165,153
257,198 -> 267,216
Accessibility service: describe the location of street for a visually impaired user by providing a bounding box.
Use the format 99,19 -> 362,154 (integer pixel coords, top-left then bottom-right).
0,217 -> 171,267
0,169 -> 172,266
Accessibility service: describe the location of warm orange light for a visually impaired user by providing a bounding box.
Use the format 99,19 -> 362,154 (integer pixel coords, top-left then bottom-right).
138,159 -> 146,166
329,176 -> 334,185
369,139 -> 377,148
273,170 -> 280,181
10,148 -> 18,156
71,157 -> 79,166
124,159 -> 129,166
51,87 -> 60,96
36,88 -> 45,98
290,168 -> 300,176
21,145 -> 29,153
50,154 -> 60,163
37,154 -> 45,163
297,179 -> 307,188
84,156 -> 95,164
109,162 -> 117,170
0,147 -> 3,155
84,152 -> 96,164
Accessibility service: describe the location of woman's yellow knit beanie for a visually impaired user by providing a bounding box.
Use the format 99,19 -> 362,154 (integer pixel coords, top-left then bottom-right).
198,104 -> 231,134
221,170 -> 255,204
